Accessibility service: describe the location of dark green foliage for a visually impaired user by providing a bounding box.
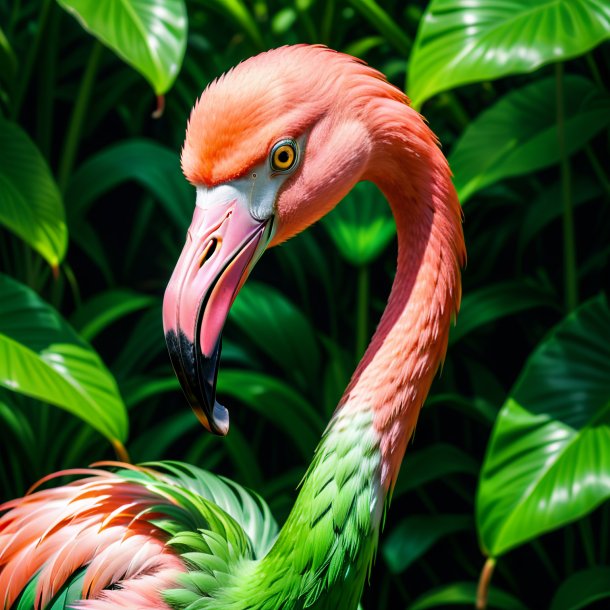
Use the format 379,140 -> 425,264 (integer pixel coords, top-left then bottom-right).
1,0 -> 609,608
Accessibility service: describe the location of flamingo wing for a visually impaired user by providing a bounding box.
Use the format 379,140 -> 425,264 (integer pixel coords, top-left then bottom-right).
0,462 -> 277,609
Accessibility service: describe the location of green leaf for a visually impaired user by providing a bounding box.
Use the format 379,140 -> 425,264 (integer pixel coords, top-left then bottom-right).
57,0 -> 187,94
393,442 -> 478,498
449,280 -> 559,345
191,0 -> 265,51
0,118 -> 66,267
348,0 -> 412,56
408,0 -> 610,107
322,181 -> 396,266
383,514 -> 472,573
518,176 -> 603,254
66,139 -> 192,275
408,582 -> 527,610
67,139 -> 192,228
476,295 -> 610,556
550,567 -> 610,610
229,282 -> 320,391
0,25 -> 17,85
0,273 -> 127,444
70,289 -> 157,342
217,370 -> 324,459
450,76 -> 610,203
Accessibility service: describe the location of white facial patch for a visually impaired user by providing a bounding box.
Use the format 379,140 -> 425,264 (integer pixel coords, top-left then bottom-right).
195,135 -> 305,222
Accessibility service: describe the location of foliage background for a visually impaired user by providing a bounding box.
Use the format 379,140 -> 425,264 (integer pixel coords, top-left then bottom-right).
1,0 -> 610,608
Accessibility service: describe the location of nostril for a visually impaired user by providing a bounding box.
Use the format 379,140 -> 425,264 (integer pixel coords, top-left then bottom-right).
199,237 -> 219,268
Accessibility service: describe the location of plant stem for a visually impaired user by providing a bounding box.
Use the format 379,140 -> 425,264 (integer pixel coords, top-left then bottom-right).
476,557 -> 496,610
356,264 -> 369,357
11,0 -> 52,119
36,2 -> 59,158
57,41 -> 103,192
555,62 -> 577,313
112,439 -> 131,463
321,0 -> 335,45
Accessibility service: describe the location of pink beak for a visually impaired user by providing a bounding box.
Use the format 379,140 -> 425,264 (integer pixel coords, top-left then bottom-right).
163,189 -> 273,435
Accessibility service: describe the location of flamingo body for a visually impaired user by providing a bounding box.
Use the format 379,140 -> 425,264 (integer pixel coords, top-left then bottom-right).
0,45 -> 464,609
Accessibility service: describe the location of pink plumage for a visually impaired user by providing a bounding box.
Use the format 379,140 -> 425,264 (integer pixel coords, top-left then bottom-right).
0,468 -> 185,609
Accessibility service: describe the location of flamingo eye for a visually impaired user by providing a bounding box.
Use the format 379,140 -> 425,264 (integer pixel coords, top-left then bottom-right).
270,139 -> 299,173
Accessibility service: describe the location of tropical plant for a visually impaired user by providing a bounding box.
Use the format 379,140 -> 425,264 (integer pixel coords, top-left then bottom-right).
0,0 -> 609,608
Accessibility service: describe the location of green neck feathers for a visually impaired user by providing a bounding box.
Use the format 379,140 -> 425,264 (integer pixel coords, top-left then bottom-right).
201,406 -> 384,610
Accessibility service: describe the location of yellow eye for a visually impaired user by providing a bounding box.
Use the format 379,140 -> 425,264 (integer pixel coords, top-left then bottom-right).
270,139 -> 298,172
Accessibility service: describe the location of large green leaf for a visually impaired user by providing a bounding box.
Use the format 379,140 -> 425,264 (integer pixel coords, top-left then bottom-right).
383,514 -> 471,573
229,282 -> 321,391
0,118 -> 66,267
476,295 -> 610,556
67,139 -> 192,228
322,181 -> 395,266
450,76 -> 610,203
408,0 -> 610,107
57,0 -> 187,94
0,273 -> 128,444
550,567 -> 610,610
66,139 -> 192,276
408,582 -> 527,610
70,289 -> 157,342
449,280 -> 559,345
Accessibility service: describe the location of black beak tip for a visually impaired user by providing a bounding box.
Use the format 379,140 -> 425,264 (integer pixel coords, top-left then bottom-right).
164,329 -> 229,435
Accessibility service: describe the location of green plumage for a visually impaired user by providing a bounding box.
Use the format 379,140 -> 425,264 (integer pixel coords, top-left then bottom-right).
167,408 -> 383,610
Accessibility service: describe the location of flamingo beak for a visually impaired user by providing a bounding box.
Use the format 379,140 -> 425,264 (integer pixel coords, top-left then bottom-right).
163,185 -> 274,435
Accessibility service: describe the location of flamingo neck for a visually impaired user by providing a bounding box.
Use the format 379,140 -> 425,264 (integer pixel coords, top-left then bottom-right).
213,105 -> 463,610
343,108 -> 464,492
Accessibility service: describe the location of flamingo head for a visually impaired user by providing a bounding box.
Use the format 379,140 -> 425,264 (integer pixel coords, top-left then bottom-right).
163,45 -> 404,434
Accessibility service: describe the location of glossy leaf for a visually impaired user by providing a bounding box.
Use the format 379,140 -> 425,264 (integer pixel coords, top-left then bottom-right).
0,118 -> 66,267
408,0 -> 610,107
70,290 -> 157,342
322,181 -> 395,266
57,0 -> 188,94
0,273 -> 127,444
477,296 -> 610,556
408,582 -> 527,610
550,567 -> 610,610
229,282 -> 320,391
383,514 -> 471,573
449,280 -> 559,345
450,76 -> 610,202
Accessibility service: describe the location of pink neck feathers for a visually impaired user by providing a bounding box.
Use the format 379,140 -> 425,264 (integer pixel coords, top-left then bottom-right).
341,100 -> 465,491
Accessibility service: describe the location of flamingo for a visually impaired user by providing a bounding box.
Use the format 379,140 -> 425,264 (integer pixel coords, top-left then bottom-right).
0,45 -> 464,609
